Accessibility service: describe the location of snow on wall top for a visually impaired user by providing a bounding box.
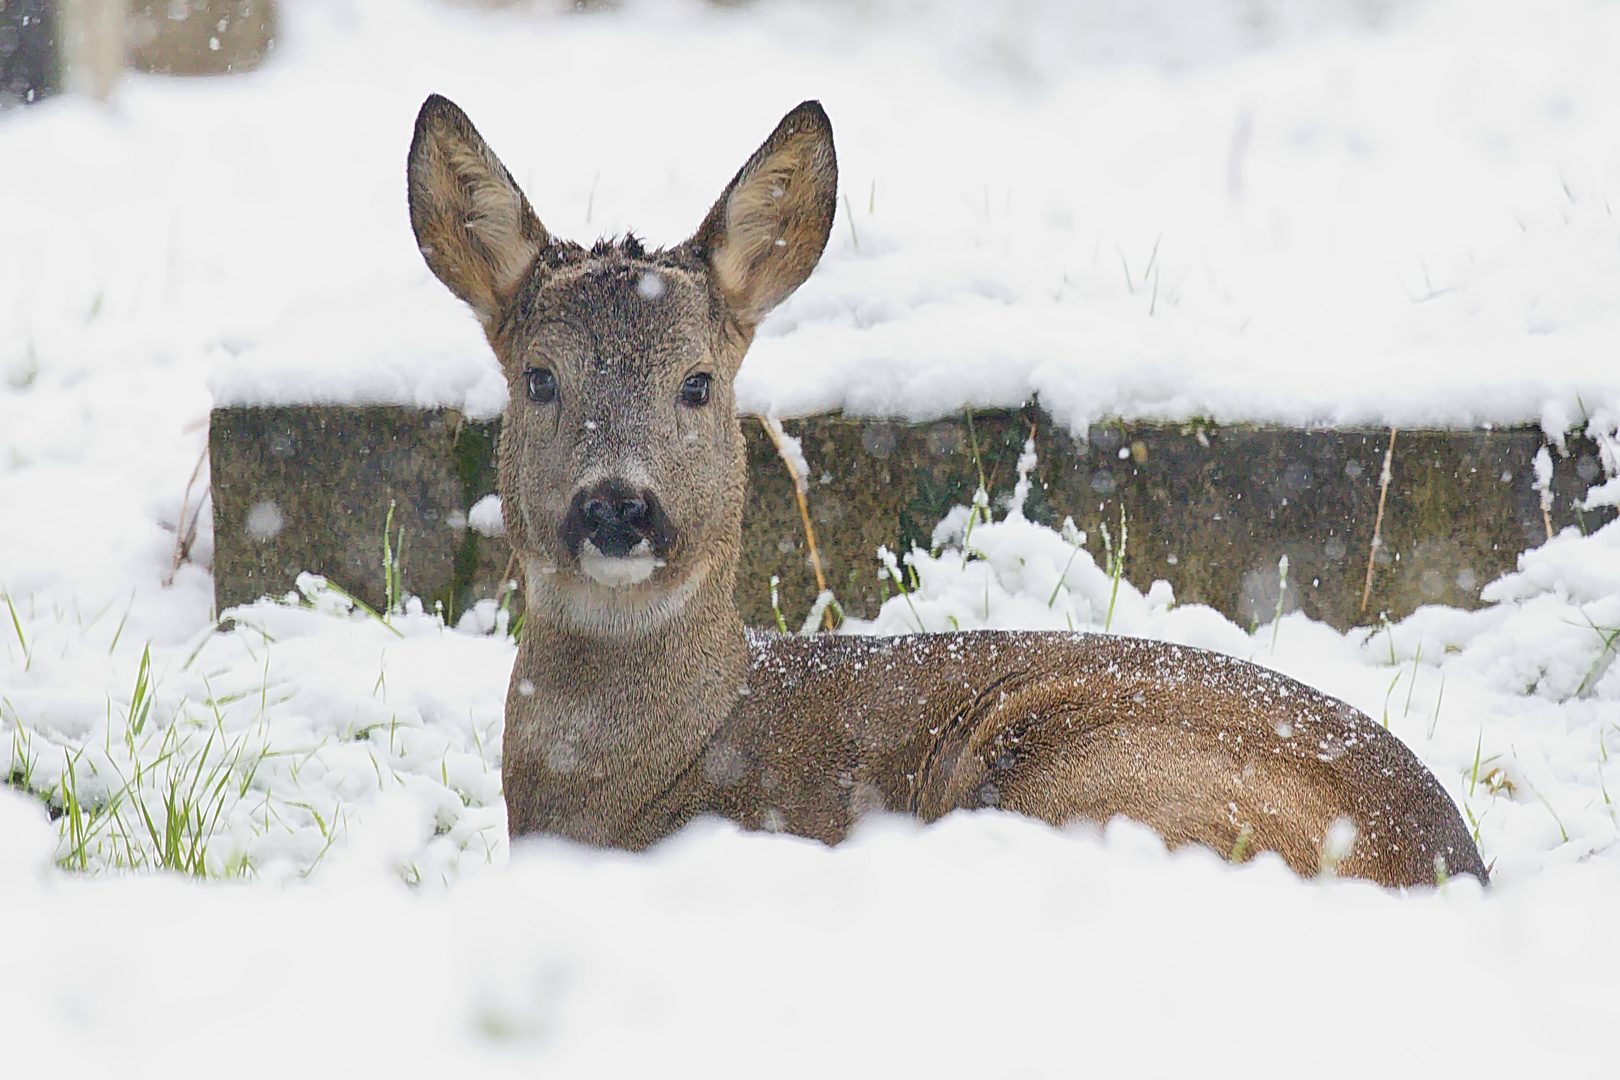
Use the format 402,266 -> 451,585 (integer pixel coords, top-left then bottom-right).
5,0 -> 1619,434
207,282 -> 508,421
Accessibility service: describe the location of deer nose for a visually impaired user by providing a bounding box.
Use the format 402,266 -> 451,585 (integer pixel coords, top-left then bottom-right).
563,480 -> 677,560
582,494 -> 648,533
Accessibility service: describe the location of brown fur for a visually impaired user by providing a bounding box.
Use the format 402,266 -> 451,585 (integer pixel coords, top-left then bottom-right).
406,95 -> 1486,888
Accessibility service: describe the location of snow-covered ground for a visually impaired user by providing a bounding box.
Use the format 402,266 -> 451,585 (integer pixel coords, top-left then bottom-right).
2,0 -> 1619,1073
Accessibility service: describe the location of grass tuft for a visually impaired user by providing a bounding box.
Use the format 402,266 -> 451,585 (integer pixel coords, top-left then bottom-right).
308,577 -> 405,639
1046,517 -> 1088,609
1426,673 -> 1446,739
878,546 -> 923,632
128,644 -> 155,738
1269,554 -> 1289,656
383,500 -> 407,618
798,591 -> 844,636
1100,505 -> 1128,632
1574,614 -> 1619,697
1403,640 -> 1423,718
769,575 -> 789,633
3,590 -> 32,670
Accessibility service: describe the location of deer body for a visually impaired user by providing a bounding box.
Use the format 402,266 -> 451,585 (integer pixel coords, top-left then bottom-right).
408,95 -> 1486,887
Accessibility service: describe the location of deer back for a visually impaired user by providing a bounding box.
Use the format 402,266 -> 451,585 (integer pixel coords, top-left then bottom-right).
704,631 -> 1486,886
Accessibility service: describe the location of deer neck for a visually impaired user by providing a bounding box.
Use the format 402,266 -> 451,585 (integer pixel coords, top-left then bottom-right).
506,557 -> 749,846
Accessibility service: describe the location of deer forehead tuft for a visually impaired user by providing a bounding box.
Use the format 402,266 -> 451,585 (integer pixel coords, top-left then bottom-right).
508,254 -> 717,358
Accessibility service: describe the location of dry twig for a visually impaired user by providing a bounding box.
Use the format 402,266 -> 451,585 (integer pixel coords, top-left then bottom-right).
1360,427 -> 1397,613
760,416 -> 835,631
165,440 -> 210,587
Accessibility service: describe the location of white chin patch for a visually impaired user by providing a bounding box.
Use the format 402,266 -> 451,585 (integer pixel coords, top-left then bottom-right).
579,539 -> 661,588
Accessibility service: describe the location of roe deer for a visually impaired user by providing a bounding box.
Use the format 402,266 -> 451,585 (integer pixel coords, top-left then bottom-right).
407,94 -> 1486,887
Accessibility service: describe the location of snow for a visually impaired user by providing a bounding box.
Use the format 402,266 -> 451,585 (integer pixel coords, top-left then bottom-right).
208,282 -> 511,420
468,493 -> 505,538
4,0 -> 1602,431
2,0 -> 1620,1073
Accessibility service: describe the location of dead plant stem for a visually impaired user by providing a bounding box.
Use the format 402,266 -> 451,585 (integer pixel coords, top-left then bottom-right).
1360,427 -> 1397,613
760,417 -> 835,631
165,440 -> 211,587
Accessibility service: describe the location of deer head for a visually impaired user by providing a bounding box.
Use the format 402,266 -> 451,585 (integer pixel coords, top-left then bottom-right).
407,96 -> 837,639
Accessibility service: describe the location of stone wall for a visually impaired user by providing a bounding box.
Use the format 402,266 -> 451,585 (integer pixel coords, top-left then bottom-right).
0,0 -> 58,106
209,405 -> 1614,631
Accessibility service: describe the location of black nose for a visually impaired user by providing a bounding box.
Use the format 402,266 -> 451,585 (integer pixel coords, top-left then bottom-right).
562,480 -> 677,560
582,493 -> 648,535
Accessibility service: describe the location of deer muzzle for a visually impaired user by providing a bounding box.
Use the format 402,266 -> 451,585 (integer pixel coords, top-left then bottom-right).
562,480 -> 678,588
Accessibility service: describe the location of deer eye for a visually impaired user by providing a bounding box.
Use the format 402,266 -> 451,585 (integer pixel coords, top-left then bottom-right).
679,372 -> 711,407
525,367 -> 557,404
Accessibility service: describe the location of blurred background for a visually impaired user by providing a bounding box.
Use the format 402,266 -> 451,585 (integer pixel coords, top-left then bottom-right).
4,0 -> 1420,109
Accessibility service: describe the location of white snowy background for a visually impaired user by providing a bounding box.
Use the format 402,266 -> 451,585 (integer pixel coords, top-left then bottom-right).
2,0 -> 1619,1074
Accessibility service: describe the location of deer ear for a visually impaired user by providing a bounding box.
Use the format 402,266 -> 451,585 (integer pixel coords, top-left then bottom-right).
691,101 -> 837,330
408,95 -> 548,332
